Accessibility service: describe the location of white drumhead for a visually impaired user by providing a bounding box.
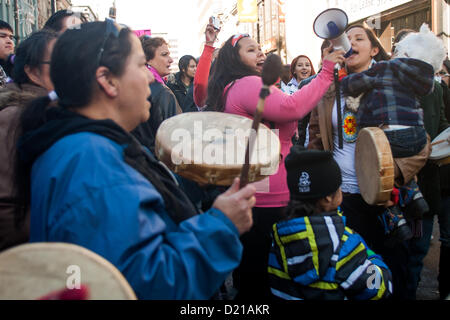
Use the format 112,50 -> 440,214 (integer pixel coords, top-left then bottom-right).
0,242 -> 137,300
155,112 -> 280,185
430,127 -> 450,160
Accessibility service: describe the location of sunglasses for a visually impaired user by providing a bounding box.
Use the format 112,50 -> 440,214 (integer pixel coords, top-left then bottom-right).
231,33 -> 250,47
437,70 -> 449,77
96,18 -> 123,68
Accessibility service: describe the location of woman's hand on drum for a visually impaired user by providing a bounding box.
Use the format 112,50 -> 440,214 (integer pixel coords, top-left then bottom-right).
213,177 -> 256,235
322,45 -> 346,66
205,19 -> 220,46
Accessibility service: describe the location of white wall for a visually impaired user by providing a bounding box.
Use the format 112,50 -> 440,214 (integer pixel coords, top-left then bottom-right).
284,0 -> 328,70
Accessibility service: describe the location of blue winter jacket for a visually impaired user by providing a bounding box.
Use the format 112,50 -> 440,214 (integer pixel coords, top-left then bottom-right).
29,132 -> 243,299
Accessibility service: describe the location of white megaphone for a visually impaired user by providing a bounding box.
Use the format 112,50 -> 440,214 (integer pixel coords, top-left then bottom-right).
313,8 -> 353,59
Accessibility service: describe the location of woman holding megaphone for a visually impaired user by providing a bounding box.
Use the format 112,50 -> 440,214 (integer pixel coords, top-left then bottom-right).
205,33 -> 345,299
307,24 -> 421,299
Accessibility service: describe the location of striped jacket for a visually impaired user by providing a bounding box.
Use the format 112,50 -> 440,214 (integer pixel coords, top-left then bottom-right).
268,210 -> 393,300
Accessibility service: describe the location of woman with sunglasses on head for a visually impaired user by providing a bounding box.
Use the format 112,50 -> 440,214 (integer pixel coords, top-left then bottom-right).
13,21 -> 256,300
131,36 -> 181,155
0,29 -> 58,252
205,33 -> 345,299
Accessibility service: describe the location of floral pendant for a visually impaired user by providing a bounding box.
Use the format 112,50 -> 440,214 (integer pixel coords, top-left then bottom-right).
342,110 -> 358,143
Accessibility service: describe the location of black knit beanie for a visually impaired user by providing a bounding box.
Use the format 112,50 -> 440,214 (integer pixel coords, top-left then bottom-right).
285,146 -> 342,200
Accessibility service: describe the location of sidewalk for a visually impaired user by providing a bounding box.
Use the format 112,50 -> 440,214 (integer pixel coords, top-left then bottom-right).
416,216 -> 440,300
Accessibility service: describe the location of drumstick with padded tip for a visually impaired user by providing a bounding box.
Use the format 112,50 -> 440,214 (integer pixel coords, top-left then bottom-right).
239,54 -> 282,189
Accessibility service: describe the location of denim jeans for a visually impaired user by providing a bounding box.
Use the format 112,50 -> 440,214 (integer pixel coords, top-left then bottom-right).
384,126 -> 427,158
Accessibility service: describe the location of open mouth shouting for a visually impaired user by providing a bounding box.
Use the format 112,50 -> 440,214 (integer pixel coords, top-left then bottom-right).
256,59 -> 265,72
347,49 -> 359,60
299,70 -> 310,77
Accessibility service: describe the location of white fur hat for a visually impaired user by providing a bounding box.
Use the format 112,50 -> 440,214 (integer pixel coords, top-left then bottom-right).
394,23 -> 446,73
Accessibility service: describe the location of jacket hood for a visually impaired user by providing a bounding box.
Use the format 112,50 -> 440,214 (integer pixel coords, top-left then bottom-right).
17,107 -> 129,167
390,58 -> 434,96
273,211 -> 345,279
0,83 -> 47,112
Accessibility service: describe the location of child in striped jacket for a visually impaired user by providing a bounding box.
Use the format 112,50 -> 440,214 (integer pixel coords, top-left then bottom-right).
268,146 -> 393,300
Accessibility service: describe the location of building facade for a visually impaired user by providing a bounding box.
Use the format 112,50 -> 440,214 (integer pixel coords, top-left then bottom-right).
282,0 -> 449,71
0,0 -> 73,42
1,0 -> 39,42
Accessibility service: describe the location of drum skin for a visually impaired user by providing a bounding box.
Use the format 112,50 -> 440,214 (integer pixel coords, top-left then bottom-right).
155,112 -> 281,186
430,127 -> 450,166
355,127 -> 395,205
0,242 -> 137,300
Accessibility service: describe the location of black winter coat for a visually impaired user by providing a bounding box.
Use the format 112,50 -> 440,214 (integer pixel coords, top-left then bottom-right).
167,72 -> 197,112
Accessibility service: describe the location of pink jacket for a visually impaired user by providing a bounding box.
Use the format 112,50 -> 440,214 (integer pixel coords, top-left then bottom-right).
224,59 -> 335,207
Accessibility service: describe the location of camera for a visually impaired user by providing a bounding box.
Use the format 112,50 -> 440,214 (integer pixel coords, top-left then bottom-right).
210,16 -> 221,31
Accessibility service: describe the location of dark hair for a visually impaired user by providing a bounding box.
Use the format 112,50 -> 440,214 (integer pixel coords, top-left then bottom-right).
281,64 -> 291,84
284,189 -> 340,220
140,36 -> 167,61
178,55 -> 196,74
320,39 -> 331,57
0,19 -> 13,33
43,9 -> 86,33
444,58 -> 450,73
51,22 -> 132,109
346,24 -> 390,62
12,29 -> 58,86
14,21 -> 133,225
289,55 -> 316,81
391,28 -> 415,55
205,35 -> 259,111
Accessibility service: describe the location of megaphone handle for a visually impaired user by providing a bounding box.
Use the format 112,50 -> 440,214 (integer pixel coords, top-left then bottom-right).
334,68 -> 343,149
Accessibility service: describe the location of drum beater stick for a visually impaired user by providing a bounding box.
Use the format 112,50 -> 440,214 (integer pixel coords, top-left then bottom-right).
239,54 -> 282,189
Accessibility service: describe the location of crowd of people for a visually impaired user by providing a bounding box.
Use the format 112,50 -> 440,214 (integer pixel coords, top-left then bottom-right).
0,10 -> 449,301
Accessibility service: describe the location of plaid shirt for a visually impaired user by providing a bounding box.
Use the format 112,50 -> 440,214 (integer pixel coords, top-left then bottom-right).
341,58 -> 434,127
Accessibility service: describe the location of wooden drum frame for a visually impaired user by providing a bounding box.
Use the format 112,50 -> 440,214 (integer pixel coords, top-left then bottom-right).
355,127 -> 395,205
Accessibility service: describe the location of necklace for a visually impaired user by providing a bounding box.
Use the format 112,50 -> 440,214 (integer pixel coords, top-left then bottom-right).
342,107 -> 358,143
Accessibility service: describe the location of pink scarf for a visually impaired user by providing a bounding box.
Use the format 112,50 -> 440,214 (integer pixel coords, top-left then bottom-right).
147,65 -> 164,84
